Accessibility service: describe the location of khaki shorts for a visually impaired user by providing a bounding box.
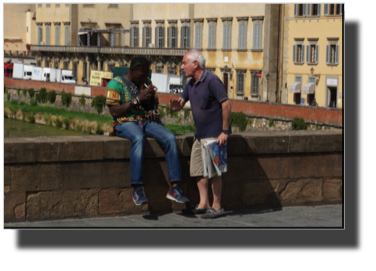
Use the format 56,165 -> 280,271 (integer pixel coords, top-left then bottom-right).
190,137 -> 217,177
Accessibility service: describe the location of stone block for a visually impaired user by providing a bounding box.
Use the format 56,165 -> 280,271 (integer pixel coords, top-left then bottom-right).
227,135 -> 252,156
143,159 -> 173,186
100,160 -> 131,188
323,178 -> 342,201
226,156 -> 253,182
279,178 -> 322,204
99,187 -> 148,215
63,162 -> 102,190
245,134 -> 290,154
252,155 -> 289,180
56,141 -> 104,162
10,164 -> 63,192
324,153 -> 343,177
288,154 -> 325,179
4,191 -> 26,222
242,180 -> 280,206
289,133 -> 342,153
175,135 -> 194,157
4,166 -> 11,186
103,137 -> 131,159
4,141 -> 36,164
26,189 -> 99,221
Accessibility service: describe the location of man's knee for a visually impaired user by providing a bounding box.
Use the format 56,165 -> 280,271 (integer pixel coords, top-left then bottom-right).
164,132 -> 177,145
132,134 -> 146,144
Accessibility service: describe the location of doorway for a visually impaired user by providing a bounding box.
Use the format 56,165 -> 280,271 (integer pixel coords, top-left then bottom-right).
223,73 -> 228,94
328,87 -> 337,108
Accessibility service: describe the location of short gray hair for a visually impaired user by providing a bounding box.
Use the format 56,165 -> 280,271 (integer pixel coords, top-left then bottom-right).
187,49 -> 206,69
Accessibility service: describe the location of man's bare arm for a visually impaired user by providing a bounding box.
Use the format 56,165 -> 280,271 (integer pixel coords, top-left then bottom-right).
216,99 -> 232,146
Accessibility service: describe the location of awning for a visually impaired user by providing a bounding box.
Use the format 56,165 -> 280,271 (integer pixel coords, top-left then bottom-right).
289,82 -> 301,93
302,83 -> 315,94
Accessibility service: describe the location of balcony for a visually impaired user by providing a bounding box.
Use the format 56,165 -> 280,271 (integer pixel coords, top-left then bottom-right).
30,45 -> 189,56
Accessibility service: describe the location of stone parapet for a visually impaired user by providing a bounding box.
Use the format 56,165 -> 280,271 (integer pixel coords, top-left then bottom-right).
4,130 -> 343,222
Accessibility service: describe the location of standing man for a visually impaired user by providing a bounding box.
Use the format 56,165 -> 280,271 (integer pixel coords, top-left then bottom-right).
170,49 -> 232,218
106,56 -> 189,206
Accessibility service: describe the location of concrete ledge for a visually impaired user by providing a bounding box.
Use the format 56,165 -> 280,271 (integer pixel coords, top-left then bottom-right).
4,130 -> 343,222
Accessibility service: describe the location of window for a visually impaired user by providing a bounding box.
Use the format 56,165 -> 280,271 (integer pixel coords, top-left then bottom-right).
294,76 -> 302,104
208,24 -> 216,49
64,62 -> 69,70
306,44 -> 319,64
168,26 -> 177,48
55,25 -> 60,45
83,62 -> 87,80
130,27 -> 139,47
142,26 -> 151,47
110,32 -> 117,47
65,4 -> 69,7
38,26 -> 43,45
324,4 -> 342,15
223,24 -> 231,49
155,27 -> 165,48
294,4 -> 306,16
38,4 -> 41,8
83,4 -> 93,7
65,26 -> 69,45
181,26 -> 190,48
253,23 -> 262,49
308,4 -> 321,16
326,44 -> 339,64
56,4 -> 60,7
238,21 -> 248,49
45,60 -> 50,67
108,64 -> 114,72
37,61 -> 41,67
236,71 -> 245,94
168,67 -> 176,75
195,24 -> 202,49
46,4 -> 50,8
73,62 -> 78,79
54,61 -> 59,69
46,25 -> 50,45
109,4 -> 118,8
293,44 -> 305,64
156,67 -> 163,73
251,72 -> 259,95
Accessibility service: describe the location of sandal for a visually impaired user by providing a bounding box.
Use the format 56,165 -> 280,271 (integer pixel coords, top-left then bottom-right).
201,207 -> 226,219
182,205 -> 209,215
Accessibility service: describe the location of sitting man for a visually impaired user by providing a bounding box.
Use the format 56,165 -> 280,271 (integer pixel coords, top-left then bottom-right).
106,56 -> 189,206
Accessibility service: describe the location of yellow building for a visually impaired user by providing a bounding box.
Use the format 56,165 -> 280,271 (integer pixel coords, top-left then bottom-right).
4,4 -> 37,64
280,4 -> 343,108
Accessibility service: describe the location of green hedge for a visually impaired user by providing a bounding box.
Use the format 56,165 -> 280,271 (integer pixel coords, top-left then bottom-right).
291,117 -> 307,130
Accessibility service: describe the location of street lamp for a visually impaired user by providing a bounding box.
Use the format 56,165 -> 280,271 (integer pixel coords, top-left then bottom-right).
265,73 -> 270,102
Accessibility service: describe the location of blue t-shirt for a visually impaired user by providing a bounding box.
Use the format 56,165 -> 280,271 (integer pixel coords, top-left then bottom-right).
180,70 -> 231,139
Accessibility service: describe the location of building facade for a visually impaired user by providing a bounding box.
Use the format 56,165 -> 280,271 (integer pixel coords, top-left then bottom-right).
280,4 -> 343,108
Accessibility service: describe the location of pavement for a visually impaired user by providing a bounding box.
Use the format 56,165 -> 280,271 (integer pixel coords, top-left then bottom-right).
4,204 -> 342,228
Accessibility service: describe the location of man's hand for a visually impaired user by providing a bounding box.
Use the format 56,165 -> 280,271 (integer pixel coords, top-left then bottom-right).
169,98 -> 185,112
216,132 -> 228,146
138,85 -> 155,103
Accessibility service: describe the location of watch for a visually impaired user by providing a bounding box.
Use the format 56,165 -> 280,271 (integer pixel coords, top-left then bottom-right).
132,97 -> 140,106
222,129 -> 229,135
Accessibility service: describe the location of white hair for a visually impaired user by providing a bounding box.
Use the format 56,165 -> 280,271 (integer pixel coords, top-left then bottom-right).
187,49 -> 206,69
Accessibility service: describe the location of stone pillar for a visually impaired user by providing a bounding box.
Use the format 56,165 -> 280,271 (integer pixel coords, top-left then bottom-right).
263,4 -> 281,103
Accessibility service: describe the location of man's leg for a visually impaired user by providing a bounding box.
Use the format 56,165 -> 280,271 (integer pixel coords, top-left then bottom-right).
210,176 -> 222,212
196,176 -> 210,209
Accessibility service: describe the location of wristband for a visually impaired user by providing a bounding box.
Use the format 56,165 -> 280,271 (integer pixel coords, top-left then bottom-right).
222,129 -> 229,135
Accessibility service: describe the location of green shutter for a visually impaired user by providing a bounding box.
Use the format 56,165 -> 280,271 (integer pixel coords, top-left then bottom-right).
335,45 -> 339,64
293,45 -> 296,63
324,4 -> 329,15
46,27 -> 50,45
326,45 -> 329,64
316,45 -> 319,63
306,45 -> 310,63
55,26 -> 60,45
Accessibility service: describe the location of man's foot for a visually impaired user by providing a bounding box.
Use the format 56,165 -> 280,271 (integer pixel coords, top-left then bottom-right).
132,187 -> 148,206
166,184 -> 190,203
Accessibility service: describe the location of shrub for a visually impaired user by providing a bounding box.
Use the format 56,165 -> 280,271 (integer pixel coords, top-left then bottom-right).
28,88 -> 35,98
91,95 -> 106,114
79,94 -> 86,107
183,108 -> 190,119
17,89 -> 21,97
35,93 -> 41,103
86,126 -> 91,134
26,113 -> 35,124
7,93 -> 10,101
291,117 -> 307,130
10,100 -> 18,105
4,111 -> 8,118
95,123 -> 102,135
231,112 -> 250,132
159,107 -> 166,118
22,88 -> 27,97
47,90 -> 57,103
39,87 -> 48,103
76,124 -> 82,132
63,117 -> 71,129
54,118 -> 62,128
19,101 -> 26,106
61,90 -> 72,107
29,98 -> 37,106
268,118 -> 275,127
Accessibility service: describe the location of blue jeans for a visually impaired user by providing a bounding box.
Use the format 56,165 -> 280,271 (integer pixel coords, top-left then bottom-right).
115,120 -> 182,185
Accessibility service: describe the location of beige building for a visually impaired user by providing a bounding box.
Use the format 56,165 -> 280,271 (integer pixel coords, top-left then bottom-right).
280,4 -> 343,108
4,4 -> 37,64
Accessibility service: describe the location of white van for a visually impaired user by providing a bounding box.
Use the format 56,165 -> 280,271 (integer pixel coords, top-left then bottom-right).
23,65 -> 33,80
61,70 -> 76,84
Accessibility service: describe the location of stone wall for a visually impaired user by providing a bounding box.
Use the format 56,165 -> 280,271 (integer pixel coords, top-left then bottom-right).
4,130 -> 343,222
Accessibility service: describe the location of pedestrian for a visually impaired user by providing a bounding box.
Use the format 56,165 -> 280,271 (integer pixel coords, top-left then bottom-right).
170,49 -> 232,218
106,56 -> 189,206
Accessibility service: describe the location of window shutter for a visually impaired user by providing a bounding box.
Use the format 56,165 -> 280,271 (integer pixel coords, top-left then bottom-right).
316,45 -> 319,63
180,27 -> 183,48
257,24 -> 261,48
253,24 -> 257,48
317,4 -> 321,16
55,26 -> 60,45
324,4 -> 329,16
130,28 -> 133,47
293,45 -> 296,63
294,4 -> 297,17
301,45 -> 305,63
46,27 -> 50,45
135,27 -> 139,47
167,27 -> 170,47
155,27 -> 158,47
339,4 -> 342,15
113,32 -> 117,46
38,27 -> 42,45
335,45 -> 339,64
307,4 -> 311,16
162,27 -> 165,48
223,25 -> 228,48
303,4 -> 306,16
187,27 -> 190,48
326,45 -> 329,64
65,27 -> 69,45
306,45 -> 310,63
142,28 -> 145,47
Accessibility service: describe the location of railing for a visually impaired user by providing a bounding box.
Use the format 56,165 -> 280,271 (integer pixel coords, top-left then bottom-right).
30,45 -> 189,56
